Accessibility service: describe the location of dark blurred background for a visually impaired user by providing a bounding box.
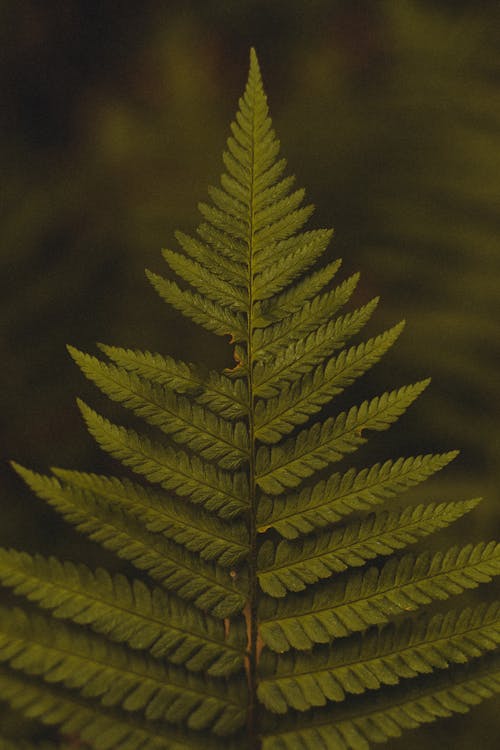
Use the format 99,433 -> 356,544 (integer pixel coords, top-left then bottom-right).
1,0 -> 499,746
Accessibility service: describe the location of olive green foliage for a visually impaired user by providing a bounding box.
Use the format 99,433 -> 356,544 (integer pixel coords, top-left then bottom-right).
1,49 -> 499,750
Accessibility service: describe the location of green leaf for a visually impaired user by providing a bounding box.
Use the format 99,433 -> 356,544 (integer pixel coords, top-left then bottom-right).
258,452 -> 458,538
69,348 -> 249,469
256,258 -> 342,322
252,286 -> 368,384
98,344 -> 249,419
258,601 -> 500,713
0,550 -> 246,677
175,230 -> 248,287
0,666 -> 226,750
260,542 -> 500,652
253,229 -> 332,301
256,381 -> 430,494
261,653 -> 500,750
255,322 -> 405,443
12,466 -> 246,618
162,248 -> 248,311
50,469 -> 248,567
77,401 -> 249,519
146,270 -> 247,342
0,609 -> 246,736
258,499 -> 480,597
3,46 -> 499,749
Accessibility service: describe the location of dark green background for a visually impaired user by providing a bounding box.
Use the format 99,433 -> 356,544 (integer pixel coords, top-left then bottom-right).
1,1 -> 499,746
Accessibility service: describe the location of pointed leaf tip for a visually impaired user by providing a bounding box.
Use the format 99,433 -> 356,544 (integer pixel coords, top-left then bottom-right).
76,397 -> 89,416
9,460 -> 24,476
66,344 -> 79,360
249,47 -> 263,82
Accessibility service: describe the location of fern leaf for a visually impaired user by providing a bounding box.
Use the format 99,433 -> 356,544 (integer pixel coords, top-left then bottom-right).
97,344 -> 203,394
4,47 -> 500,748
253,203 -> 315,252
0,550 -> 245,677
260,542 -> 500,652
0,667 -> 227,750
253,202 -> 315,259
256,381 -> 430,494
251,173 -> 295,212
13,467 -> 246,617
253,230 -> 332,301
255,322 -> 405,443
197,202 -> 248,245
261,653 -> 500,750
200,182 -> 246,222
259,601 -> 500,713
196,370 -> 250,418
253,298 -> 381,402
78,401 -> 249,519
161,248 -> 248,311
98,344 -> 249,418
146,270 -> 247,342
258,500 -> 480,597
257,258 -> 342,323
0,609 -> 246,736
196,220 -> 248,264
263,271 -> 358,333
253,273 -> 362,359
69,348 -> 249,469
258,451 -> 458,538
175,230 -> 248,287
49,469 -> 248,566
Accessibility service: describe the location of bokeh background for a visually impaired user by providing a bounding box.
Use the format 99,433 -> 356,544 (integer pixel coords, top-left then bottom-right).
1,0 -> 499,746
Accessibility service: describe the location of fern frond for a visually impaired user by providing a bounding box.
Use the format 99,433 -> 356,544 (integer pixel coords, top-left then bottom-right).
253,298 -> 380,400
175,230 -> 248,287
257,258 -> 342,322
4,47 -> 499,747
145,270 -> 247,342
253,277 -> 368,374
0,609 -> 246,736
49,469 -> 248,566
0,550 -> 246,676
69,348 -> 249,469
97,344 -> 202,393
256,381 -> 430,494
77,401 -> 249,519
253,203 -> 315,260
258,500 -> 480,597
255,322 -> 405,443
0,667 -> 226,750
161,248 -> 248,311
258,451 -> 458,538
253,185 -> 305,230
98,344 -> 249,418
253,230 -> 332,301
13,467 -> 246,617
254,273 -> 359,346
197,202 -> 248,246
260,542 -> 500,652
261,653 -> 500,750
251,173 -> 295,212
196,371 -> 250,418
196,221 -> 247,265
258,601 -> 500,713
